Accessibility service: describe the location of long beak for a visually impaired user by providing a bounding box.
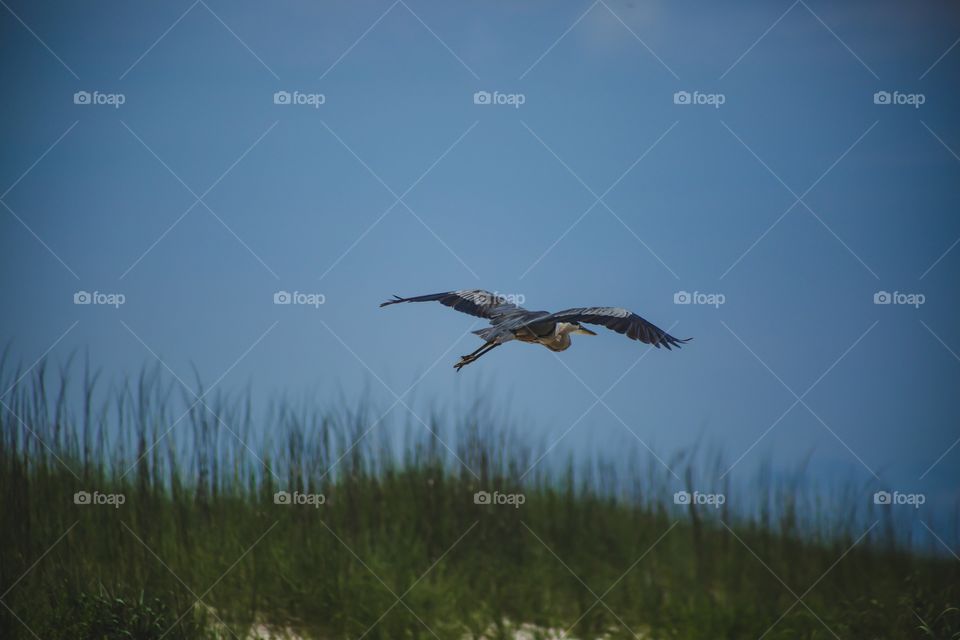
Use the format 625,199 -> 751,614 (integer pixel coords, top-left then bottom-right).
576,326 -> 597,335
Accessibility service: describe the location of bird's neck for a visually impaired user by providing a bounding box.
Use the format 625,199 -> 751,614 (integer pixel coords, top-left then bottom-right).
548,324 -> 574,351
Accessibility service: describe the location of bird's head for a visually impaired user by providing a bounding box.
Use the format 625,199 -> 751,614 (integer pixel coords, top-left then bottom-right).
575,323 -> 597,336
558,322 -> 597,336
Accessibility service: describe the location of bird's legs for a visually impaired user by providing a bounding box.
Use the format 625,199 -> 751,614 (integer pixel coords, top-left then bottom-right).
454,342 -> 499,371
460,342 -> 491,361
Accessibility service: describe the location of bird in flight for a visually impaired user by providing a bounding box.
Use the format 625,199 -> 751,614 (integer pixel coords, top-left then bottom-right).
381,289 -> 691,371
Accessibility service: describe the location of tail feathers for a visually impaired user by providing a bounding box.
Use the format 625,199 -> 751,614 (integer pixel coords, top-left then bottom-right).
472,327 -> 498,341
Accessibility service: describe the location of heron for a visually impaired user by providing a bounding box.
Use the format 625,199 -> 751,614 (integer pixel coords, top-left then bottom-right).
380,289 -> 691,371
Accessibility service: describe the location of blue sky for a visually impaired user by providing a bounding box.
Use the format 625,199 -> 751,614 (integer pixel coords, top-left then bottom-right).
1,1 -> 958,534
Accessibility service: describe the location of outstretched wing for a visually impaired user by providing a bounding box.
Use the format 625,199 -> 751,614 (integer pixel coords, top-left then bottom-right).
543,307 -> 691,349
380,290 -> 525,321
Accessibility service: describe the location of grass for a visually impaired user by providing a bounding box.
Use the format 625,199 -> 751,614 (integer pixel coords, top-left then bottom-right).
0,358 -> 957,639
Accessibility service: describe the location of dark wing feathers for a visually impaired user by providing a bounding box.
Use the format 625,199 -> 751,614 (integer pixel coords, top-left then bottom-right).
380,289 -> 522,321
545,307 -> 691,350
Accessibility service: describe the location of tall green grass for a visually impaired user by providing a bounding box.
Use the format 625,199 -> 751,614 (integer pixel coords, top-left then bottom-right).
0,359 -> 957,639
